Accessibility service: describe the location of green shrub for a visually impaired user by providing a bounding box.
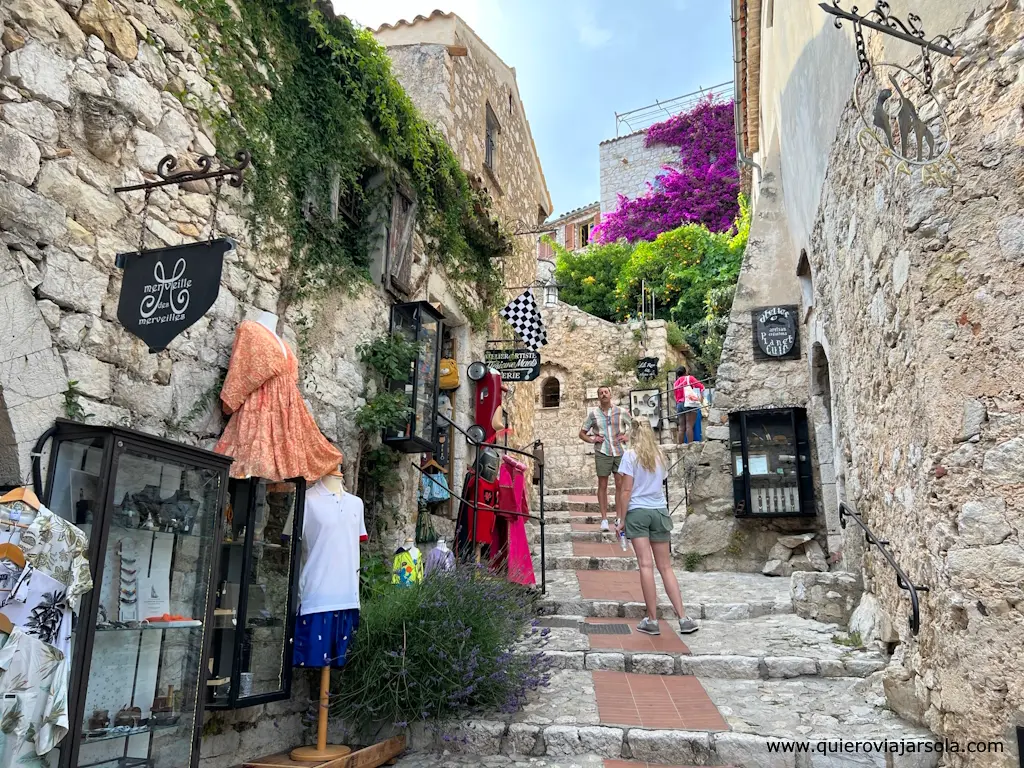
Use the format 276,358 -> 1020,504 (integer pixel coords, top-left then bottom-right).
614,353 -> 639,373
665,321 -> 685,350
683,552 -> 705,571
330,565 -> 551,733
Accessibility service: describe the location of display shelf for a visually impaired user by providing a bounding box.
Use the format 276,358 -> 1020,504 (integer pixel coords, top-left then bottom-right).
95,622 -> 202,632
42,419 -> 231,768
206,477 -> 304,709
82,723 -> 180,744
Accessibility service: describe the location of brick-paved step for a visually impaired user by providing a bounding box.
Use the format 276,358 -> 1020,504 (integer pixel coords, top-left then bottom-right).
529,615 -> 888,680
391,670 -> 936,766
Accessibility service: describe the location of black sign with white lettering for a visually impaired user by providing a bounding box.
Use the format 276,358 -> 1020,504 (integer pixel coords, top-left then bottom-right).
115,239 -> 232,353
752,305 -> 799,360
483,348 -> 540,382
636,357 -> 659,380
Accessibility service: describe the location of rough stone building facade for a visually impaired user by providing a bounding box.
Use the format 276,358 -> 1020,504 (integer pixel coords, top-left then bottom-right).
535,201 -> 600,290
0,1 -> 548,764
726,0 -> 1023,762
535,303 -> 681,490
598,129 -> 679,215
375,11 -> 553,454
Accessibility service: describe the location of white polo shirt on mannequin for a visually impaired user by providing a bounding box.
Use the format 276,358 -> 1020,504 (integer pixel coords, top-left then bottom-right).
298,480 -> 367,615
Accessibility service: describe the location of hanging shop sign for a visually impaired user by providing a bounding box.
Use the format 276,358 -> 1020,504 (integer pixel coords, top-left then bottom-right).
752,305 -> 799,360
483,348 -> 541,382
112,150 -> 251,353
820,1 -> 958,186
636,357 -> 659,381
115,239 -> 233,352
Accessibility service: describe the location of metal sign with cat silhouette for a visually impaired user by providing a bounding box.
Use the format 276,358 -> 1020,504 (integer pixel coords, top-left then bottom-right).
821,1 -> 959,186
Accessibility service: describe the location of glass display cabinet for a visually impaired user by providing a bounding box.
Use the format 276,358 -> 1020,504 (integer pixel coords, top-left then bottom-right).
41,419 -> 230,768
206,477 -> 304,709
729,408 -> 816,518
383,301 -> 444,453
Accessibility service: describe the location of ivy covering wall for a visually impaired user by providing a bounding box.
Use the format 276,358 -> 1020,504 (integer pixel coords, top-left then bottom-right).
179,0 -> 510,305
594,96 -> 739,244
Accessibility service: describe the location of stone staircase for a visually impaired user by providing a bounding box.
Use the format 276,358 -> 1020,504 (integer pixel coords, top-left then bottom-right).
393,488 -> 935,768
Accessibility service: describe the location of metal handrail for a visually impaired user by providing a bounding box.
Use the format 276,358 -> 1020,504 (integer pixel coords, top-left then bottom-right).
434,412 -> 547,594
838,502 -> 928,635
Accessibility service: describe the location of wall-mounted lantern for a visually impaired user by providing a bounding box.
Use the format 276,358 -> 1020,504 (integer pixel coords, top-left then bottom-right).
382,301 -> 444,453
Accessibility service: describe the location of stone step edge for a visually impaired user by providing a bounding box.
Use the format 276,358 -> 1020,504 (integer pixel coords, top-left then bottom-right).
405,720 -> 938,766
532,648 -> 887,679
536,555 -> 785,571
535,598 -> 793,621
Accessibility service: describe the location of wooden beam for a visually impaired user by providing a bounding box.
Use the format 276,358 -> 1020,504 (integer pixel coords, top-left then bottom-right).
447,45 -> 468,57
242,736 -> 406,768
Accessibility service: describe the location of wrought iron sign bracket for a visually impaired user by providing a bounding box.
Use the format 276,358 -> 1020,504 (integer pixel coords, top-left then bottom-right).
114,151 -> 251,194
819,1 -> 954,90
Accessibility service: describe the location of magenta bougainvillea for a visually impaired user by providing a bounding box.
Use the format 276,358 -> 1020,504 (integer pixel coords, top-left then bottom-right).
593,96 -> 739,244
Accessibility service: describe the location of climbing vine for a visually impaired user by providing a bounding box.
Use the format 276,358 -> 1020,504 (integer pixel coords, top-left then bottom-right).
353,333 -> 420,542
177,0 -> 510,307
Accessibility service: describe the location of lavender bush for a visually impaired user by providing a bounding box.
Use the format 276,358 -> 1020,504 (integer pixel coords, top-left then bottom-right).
328,563 -> 550,734
593,95 -> 739,244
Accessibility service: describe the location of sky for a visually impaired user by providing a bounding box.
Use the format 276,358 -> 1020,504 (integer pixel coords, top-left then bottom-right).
334,1 -> 734,219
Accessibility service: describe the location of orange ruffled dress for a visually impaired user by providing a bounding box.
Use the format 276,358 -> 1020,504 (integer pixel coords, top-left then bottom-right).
214,320 -> 342,482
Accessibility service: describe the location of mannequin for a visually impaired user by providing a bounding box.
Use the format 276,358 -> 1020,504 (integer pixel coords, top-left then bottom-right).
254,310 -> 288,356
290,463 -> 365,762
214,315 -> 342,481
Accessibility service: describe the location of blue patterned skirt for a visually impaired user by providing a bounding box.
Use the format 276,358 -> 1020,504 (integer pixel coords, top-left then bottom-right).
292,609 -> 360,669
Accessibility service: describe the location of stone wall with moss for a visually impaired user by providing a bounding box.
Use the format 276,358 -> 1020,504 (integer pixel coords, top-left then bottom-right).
0,0 -> 545,763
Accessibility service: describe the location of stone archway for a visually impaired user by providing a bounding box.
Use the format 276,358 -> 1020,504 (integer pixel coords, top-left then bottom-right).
809,342 -> 841,554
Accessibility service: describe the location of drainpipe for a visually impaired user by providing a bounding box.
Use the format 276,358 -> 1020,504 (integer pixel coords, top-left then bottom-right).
731,0 -> 762,185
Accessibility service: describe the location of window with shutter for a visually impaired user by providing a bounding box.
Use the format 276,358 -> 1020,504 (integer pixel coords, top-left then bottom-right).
387,189 -> 416,295
485,104 -> 500,172
565,223 -> 575,250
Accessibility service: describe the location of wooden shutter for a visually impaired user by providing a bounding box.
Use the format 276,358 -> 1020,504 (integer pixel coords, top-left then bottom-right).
389,190 -> 416,294
565,224 -> 575,250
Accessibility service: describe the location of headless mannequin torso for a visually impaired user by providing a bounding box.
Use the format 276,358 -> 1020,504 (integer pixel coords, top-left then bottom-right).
255,310 -> 288,357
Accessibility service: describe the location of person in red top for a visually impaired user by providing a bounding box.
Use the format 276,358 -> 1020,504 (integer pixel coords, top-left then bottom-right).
672,366 -> 705,444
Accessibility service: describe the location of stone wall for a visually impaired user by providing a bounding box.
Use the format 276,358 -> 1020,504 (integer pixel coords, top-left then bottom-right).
0,1 -> 539,763
378,14 -> 552,457
598,130 -> 678,215
533,303 -> 680,490
802,4 -> 1024,760
677,151 -> 827,574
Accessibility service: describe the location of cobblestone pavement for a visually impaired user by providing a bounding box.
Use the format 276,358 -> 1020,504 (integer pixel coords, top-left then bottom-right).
403,487 -> 933,765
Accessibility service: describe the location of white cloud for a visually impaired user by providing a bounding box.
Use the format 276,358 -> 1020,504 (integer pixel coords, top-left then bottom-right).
574,4 -> 612,48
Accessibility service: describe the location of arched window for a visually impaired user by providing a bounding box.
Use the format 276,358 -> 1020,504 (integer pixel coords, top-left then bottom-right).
541,377 -> 561,408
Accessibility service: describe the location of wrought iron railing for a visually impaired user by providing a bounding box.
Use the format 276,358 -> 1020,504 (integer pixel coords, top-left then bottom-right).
839,501 -> 928,634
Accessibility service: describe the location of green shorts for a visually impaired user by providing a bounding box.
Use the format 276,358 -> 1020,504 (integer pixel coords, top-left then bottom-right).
625,508 -> 673,542
594,452 -> 622,478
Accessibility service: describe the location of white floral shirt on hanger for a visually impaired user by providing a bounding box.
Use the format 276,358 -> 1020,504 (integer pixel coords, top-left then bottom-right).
0,628 -> 69,765
1,502 -> 92,613
1,565 -> 72,657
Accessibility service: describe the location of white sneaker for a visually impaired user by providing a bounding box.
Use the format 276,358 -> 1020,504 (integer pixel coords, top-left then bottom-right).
600,519 -> 610,532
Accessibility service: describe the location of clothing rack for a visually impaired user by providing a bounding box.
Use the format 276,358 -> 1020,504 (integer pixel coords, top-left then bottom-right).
434,413 -> 547,595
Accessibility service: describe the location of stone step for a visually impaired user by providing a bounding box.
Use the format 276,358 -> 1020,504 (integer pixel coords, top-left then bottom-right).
535,597 -> 793,622
538,570 -> 794,621
530,615 -> 888,680
393,754 -> 730,767
395,670 -> 937,766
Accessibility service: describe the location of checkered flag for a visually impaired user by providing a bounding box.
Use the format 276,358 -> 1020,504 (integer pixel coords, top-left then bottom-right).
499,290 -> 547,351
